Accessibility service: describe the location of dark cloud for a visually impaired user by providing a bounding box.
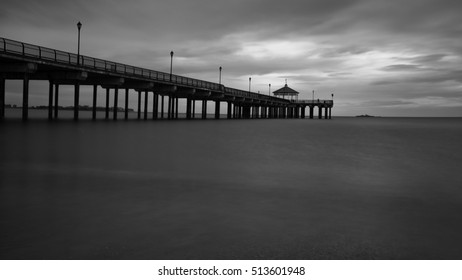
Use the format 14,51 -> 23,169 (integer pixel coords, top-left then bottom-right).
380,64 -> 423,72
360,100 -> 415,107
408,54 -> 448,64
373,69 -> 462,85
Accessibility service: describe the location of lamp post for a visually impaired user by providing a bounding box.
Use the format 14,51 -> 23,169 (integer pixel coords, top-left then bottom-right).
170,51 -> 174,81
77,21 -> 82,65
249,77 -> 251,92
268,83 -> 271,96
219,66 -> 222,84
312,90 -> 315,103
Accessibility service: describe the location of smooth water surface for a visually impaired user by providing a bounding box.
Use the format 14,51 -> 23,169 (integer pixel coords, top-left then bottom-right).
1,116 -> 462,259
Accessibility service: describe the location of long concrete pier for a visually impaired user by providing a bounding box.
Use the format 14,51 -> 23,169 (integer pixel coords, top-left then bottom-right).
0,37 -> 333,121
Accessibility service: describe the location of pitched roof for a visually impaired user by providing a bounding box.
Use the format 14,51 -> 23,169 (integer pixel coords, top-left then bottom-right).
273,84 -> 299,96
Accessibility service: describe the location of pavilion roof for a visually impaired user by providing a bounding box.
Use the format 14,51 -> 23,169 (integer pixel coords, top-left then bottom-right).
273,84 -> 299,96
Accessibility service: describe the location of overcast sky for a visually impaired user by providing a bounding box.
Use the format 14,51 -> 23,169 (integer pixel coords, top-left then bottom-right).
1,0 -> 461,116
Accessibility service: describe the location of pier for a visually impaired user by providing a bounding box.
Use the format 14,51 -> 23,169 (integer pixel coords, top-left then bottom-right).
0,37 -> 333,121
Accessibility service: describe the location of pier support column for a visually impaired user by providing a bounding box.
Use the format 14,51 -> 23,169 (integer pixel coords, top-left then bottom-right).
113,87 -> 119,120
167,96 -> 172,119
92,85 -> 97,120
227,102 -> 232,119
152,93 -> 158,120
124,88 -> 129,120
175,97 -> 179,119
0,75 -> 4,119
144,90 -> 148,120
318,106 -> 322,119
137,91 -> 141,120
186,97 -> 192,119
309,106 -> 313,119
301,106 -> 306,118
48,80 -> 53,120
54,84 -> 59,119
73,83 -> 80,121
172,96 -> 176,119
202,100 -> 207,119
171,96 -> 176,119
160,95 -> 164,119
192,100 -> 196,119
245,106 -> 251,119
215,101 -> 220,119
329,107 -> 332,119
22,73 -> 29,121
105,88 -> 110,119
324,106 -> 329,119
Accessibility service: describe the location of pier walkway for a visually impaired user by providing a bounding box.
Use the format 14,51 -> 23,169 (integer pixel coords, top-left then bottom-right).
0,37 -> 333,121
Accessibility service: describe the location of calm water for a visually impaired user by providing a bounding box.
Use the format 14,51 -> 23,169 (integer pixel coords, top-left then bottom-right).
1,113 -> 462,259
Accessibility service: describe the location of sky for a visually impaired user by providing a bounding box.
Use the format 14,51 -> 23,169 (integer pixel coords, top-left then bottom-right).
1,0 -> 462,116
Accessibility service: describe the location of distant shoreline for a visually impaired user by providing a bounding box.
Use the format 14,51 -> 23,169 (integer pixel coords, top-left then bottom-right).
3,104 -> 134,112
356,114 -> 379,118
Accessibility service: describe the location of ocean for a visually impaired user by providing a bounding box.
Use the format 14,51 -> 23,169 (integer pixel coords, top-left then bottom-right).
1,111 -> 462,259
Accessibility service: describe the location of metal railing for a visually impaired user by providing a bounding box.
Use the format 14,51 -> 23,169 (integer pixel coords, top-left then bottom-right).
0,37 -> 330,106
0,37 -> 223,91
291,99 -> 334,105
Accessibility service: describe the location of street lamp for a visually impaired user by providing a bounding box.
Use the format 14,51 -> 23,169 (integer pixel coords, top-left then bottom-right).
312,90 -> 315,102
77,21 -> 82,65
249,77 -> 251,92
170,51 -> 174,81
219,66 -> 222,84
332,93 -> 334,102
268,83 -> 271,96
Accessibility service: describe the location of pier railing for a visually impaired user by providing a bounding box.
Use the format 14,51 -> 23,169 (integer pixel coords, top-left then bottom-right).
1,37 -> 333,106
1,37 -> 223,91
291,100 -> 334,105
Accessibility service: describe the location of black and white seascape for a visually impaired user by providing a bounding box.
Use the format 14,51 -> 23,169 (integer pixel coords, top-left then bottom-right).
1,0 -> 462,260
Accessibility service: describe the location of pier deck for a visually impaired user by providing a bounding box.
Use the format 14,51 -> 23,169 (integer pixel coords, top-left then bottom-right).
0,37 -> 333,121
